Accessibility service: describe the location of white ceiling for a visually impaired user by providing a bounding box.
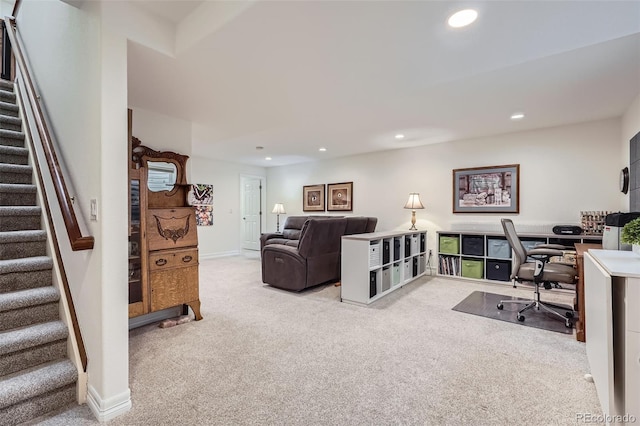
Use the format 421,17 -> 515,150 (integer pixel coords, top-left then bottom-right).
126,1 -> 640,167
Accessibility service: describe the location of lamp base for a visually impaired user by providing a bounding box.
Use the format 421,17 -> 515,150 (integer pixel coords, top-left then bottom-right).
409,210 -> 417,230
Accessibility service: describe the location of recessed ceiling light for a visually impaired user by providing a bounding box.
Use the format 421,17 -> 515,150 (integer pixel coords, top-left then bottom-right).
265,156 -> 272,161
448,9 -> 478,28
395,134 -> 405,140
510,113 -> 525,120
319,147 -> 327,152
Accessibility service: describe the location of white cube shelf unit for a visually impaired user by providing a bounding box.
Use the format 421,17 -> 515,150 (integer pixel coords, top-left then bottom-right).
437,230 -> 602,284
341,230 -> 427,306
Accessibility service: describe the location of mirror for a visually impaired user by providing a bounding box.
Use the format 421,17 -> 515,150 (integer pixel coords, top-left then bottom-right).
147,161 -> 177,192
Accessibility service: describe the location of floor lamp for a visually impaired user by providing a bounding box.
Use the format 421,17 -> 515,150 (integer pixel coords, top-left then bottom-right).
272,203 -> 286,232
404,193 -> 424,231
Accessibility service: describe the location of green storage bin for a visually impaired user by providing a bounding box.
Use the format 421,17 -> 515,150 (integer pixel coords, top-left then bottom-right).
392,263 -> 401,285
461,259 -> 484,279
439,235 -> 460,254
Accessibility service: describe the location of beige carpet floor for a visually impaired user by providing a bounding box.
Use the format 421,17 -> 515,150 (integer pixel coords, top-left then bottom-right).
32,252 -> 601,425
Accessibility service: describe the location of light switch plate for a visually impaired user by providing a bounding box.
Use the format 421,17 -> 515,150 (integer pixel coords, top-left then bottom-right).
90,198 -> 98,221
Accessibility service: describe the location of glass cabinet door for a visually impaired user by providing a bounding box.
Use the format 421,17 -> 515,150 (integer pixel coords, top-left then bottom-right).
129,178 -> 143,304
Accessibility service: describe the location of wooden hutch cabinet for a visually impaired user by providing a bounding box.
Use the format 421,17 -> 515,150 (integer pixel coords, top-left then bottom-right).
128,136 -> 202,321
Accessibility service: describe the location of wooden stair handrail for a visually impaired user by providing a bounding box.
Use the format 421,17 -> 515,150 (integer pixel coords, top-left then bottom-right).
12,0 -> 22,19
3,17 -> 94,251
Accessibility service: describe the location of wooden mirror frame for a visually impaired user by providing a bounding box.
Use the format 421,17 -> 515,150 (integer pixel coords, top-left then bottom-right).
132,136 -> 190,208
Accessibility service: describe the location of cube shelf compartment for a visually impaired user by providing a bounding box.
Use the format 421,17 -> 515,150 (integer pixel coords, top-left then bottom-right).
437,230 -> 601,285
341,230 -> 428,306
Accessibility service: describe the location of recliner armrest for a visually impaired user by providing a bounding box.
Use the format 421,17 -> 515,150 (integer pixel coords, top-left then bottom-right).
261,232 -> 283,241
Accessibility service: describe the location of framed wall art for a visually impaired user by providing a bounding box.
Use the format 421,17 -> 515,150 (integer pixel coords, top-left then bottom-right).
453,164 -> 519,213
195,205 -> 213,226
327,182 -> 353,212
303,184 -> 325,212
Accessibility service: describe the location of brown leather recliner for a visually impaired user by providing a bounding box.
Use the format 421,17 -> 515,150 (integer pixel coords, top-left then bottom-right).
261,218 -> 347,291
260,215 -> 377,252
259,216 -> 327,252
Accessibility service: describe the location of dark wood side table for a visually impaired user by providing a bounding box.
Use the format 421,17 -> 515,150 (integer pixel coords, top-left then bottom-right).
574,243 -> 602,342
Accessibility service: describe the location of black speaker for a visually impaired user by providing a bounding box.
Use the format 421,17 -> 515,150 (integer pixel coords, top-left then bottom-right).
552,225 -> 582,235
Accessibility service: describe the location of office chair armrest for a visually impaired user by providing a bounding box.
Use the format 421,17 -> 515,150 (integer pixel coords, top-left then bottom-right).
527,247 -> 564,260
536,243 -> 573,250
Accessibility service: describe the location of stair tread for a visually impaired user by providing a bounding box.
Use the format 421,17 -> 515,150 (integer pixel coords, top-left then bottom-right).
0,206 -> 41,216
0,184 -> 36,193
0,320 -> 67,356
0,80 -> 13,92
0,145 -> 28,155
0,100 -> 17,110
0,287 -> 59,313
0,115 -> 21,124
0,359 -> 77,410
0,163 -> 32,173
0,129 -> 24,139
0,230 -> 47,242
0,256 -> 52,274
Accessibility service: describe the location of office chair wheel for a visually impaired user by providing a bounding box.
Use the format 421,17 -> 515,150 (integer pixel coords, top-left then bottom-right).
497,303 -> 504,310
517,314 -> 525,322
565,320 -> 573,328
565,311 -> 574,319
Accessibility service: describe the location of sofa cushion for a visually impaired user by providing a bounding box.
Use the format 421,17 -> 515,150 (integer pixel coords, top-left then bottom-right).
281,216 -> 309,240
298,218 -> 347,258
344,217 -> 368,235
365,217 -> 378,233
264,238 -> 290,247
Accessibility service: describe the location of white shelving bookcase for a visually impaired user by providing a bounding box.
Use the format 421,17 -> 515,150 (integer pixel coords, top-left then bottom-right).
436,230 -> 602,284
341,230 -> 427,306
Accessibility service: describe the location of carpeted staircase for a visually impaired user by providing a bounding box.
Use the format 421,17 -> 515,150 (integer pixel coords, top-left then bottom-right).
0,79 -> 78,425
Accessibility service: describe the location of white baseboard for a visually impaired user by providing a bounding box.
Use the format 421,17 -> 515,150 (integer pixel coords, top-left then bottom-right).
86,385 -> 131,422
199,250 -> 241,260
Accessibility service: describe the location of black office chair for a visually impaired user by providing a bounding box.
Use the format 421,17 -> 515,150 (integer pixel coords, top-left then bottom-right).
497,218 -> 576,328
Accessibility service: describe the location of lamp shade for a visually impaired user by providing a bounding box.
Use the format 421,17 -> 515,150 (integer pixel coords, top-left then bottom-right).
271,203 -> 286,214
404,193 -> 424,210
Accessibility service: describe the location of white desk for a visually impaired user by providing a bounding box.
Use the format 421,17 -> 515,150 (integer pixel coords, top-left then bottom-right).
584,249 -> 640,423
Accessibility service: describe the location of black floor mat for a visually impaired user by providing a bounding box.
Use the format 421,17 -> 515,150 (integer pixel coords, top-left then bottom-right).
452,291 -> 574,335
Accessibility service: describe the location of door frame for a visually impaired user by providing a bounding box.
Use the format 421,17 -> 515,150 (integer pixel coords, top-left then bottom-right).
239,174 -> 266,250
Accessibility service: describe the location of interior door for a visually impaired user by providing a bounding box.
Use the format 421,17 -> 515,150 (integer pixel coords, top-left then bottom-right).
241,176 -> 263,250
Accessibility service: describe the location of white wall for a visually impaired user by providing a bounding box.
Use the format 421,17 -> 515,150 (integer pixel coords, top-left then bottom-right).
267,118 -> 626,251
623,93 -> 640,143
622,92 -> 640,160
0,0 -> 13,17
130,107 -> 191,157
190,156 -> 266,257
17,1 -> 130,421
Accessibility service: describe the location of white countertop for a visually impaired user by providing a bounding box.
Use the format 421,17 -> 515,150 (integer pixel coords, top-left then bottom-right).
588,249 -> 640,278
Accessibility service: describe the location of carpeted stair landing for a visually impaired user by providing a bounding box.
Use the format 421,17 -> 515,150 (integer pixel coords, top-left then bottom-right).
0,78 -> 78,425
